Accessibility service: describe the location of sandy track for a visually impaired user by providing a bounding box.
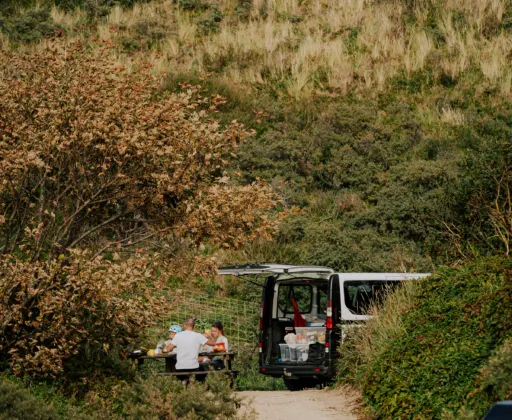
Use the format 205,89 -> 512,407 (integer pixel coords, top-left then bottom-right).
237,386 -> 361,420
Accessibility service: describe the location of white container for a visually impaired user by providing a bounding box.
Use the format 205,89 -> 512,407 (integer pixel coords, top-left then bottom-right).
289,344 -> 309,361
295,327 -> 326,344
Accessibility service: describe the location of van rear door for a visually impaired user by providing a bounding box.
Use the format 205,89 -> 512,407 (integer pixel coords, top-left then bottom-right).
217,264 -> 334,277
260,274 -> 275,365
326,274 -> 341,377
217,264 -> 335,372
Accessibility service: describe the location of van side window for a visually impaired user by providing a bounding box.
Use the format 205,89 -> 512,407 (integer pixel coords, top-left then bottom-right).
344,281 -> 400,315
277,285 -> 312,315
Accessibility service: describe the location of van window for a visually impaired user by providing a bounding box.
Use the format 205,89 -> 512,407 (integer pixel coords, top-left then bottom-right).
278,284 -> 312,315
344,280 -> 400,315
317,285 -> 328,314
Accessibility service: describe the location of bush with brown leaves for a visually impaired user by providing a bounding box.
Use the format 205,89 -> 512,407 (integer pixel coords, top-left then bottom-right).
0,40 -> 278,378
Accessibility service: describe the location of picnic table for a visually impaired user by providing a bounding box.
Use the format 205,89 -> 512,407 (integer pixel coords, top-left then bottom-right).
136,351 -> 236,379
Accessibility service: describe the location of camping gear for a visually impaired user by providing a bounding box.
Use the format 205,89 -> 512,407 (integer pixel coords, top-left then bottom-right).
284,332 -> 297,345
291,296 -> 307,327
306,342 -> 325,364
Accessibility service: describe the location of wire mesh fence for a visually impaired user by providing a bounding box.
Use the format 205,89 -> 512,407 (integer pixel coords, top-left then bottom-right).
166,290 -> 260,347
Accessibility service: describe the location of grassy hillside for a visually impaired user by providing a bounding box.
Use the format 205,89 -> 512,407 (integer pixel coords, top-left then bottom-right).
338,256 -> 512,419
1,0 -> 511,274
1,0 -> 512,417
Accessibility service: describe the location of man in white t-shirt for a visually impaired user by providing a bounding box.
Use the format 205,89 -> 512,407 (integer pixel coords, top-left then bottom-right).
165,318 -> 216,385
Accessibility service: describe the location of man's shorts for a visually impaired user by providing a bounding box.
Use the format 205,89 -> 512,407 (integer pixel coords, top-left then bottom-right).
175,367 -> 200,382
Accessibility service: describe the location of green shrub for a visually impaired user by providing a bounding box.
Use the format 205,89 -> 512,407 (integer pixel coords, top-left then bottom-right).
339,256 -> 512,419
176,0 -> 206,11
116,374 -> 255,419
0,8 -> 60,43
133,18 -> 167,45
235,0 -> 252,20
0,378 -> 59,420
234,346 -> 285,391
478,339 -> 512,401
198,9 -> 222,35
439,129 -> 512,257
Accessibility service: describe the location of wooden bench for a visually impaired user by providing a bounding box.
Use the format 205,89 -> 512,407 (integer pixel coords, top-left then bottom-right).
136,351 -> 237,384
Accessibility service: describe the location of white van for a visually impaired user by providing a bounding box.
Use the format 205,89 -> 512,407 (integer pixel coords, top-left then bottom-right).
218,264 -> 430,391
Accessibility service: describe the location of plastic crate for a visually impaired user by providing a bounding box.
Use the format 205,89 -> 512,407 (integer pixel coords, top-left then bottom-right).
279,343 -> 291,361
280,343 -> 309,361
290,344 -> 309,361
295,327 -> 326,344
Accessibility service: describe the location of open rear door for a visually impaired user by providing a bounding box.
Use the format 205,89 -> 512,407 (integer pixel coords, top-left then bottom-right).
217,264 -> 334,278
217,264 -> 335,369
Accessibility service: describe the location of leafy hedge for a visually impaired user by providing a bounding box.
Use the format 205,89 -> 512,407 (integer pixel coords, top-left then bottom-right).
341,257 -> 512,419
0,8 -> 60,43
0,373 -> 253,419
0,378 -> 60,420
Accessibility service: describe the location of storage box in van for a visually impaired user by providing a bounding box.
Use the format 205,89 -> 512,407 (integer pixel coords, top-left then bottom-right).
218,264 -> 430,391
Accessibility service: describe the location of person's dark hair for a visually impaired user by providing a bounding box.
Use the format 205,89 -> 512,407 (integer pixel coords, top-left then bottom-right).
212,321 -> 224,335
184,318 -> 195,328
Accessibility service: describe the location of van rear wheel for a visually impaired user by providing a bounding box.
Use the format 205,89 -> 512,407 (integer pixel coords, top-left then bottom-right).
283,378 -> 305,391
283,378 -> 327,391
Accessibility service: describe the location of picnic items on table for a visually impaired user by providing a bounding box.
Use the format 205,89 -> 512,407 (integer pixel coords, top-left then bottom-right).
213,341 -> 225,352
155,340 -> 166,355
128,349 -> 147,359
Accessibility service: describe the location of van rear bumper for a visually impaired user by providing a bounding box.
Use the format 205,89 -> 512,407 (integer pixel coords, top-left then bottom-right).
259,364 -> 332,379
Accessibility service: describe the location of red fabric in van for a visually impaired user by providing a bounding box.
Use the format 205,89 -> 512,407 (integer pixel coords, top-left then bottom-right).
291,296 -> 307,327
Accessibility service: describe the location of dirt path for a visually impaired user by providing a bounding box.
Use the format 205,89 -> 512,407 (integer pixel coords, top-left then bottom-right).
237,386 -> 361,420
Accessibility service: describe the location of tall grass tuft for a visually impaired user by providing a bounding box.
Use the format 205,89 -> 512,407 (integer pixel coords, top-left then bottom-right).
4,0 -> 512,97
337,280 -> 420,382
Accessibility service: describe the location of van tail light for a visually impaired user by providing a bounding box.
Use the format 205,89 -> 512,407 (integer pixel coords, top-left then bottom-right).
258,341 -> 263,352
326,299 -> 333,329
259,301 -> 265,330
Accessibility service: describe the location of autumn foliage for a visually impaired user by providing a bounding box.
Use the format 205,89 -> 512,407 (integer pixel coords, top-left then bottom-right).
0,40 -> 277,378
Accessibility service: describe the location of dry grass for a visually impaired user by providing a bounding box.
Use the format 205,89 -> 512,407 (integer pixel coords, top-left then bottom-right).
4,0 -> 512,98
343,280 -> 421,369
440,106 -> 466,126
480,34 -> 512,82
50,6 -> 86,28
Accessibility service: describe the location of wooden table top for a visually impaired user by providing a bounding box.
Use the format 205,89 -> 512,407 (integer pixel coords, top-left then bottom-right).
139,351 -> 235,359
